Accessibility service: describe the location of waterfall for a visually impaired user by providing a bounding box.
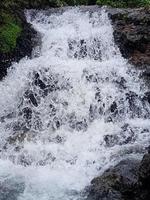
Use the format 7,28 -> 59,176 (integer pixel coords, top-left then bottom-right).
0,7 -> 150,200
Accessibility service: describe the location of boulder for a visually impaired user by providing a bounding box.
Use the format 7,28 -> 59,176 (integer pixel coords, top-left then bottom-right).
138,152 -> 150,188
87,159 -> 140,200
108,8 -> 150,67
87,149 -> 150,200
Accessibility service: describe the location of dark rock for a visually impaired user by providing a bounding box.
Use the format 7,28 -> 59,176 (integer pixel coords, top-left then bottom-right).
87,159 -> 140,200
110,101 -> 118,113
103,124 -> 135,148
87,147 -> 150,200
143,92 -> 150,104
138,153 -> 150,188
104,134 -> 119,147
119,123 -> 135,145
115,77 -> 127,89
108,8 -> 150,67
22,107 -> 32,120
34,72 -> 47,90
24,90 -> 38,107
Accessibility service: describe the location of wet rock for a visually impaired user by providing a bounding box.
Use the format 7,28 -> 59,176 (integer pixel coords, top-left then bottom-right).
108,8 -> 150,67
22,107 -> 32,120
138,153 -> 150,188
52,117 -> 61,130
143,92 -> 150,104
34,72 -> 47,90
87,159 -> 140,200
142,68 -> 150,79
125,91 -> 142,116
126,91 -> 138,104
110,101 -> 118,113
95,91 -> 101,102
115,77 -> 127,89
24,90 -> 38,107
119,123 -> 135,145
0,177 -> 25,200
104,124 -> 135,148
104,134 -> 119,147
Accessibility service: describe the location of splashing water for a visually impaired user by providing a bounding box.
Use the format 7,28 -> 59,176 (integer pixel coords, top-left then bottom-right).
0,7 -> 150,200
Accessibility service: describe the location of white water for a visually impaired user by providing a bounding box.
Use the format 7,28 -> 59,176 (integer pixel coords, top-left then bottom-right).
0,7 -> 150,200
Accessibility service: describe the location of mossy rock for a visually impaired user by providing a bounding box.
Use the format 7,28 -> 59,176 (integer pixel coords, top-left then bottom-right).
0,12 -> 22,53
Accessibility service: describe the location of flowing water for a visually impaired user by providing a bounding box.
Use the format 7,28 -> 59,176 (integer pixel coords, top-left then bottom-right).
0,7 -> 150,200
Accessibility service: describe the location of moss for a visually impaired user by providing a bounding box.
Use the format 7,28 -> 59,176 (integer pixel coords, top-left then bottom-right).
0,12 -> 22,53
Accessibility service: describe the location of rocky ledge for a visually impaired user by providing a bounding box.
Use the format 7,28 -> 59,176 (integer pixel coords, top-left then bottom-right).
87,150 -> 150,200
108,7 -> 150,68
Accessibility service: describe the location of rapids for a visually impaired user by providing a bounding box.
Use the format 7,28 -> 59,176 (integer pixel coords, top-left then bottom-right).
0,7 -> 150,200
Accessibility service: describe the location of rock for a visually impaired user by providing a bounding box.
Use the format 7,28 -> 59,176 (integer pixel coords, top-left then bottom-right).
22,107 -> 32,121
143,92 -> 150,104
0,177 -> 25,200
104,134 -> 119,147
133,151 -> 150,200
138,153 -> 150,188
87,159 -> 140,200
0,9 -> 38,80
108,8 -> 150,67
87,148 -> 150,200
119,123 -> 135,145
110,101 -> 118,113
24,90 -> 38,107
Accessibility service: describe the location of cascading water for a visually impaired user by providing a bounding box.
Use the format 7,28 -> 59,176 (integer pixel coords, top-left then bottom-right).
0,7 -> 150,200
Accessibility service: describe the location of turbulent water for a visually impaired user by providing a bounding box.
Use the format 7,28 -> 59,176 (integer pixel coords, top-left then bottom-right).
0,7 -> 150,200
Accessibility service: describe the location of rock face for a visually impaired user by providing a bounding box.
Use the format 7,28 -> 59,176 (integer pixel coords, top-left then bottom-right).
87,159 -> 140,200
108,8 -> 150,67
87,152 -> 150,200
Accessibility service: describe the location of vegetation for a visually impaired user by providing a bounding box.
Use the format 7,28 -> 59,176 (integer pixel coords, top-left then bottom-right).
96,0 -> 150,8
0,12 -> 22,53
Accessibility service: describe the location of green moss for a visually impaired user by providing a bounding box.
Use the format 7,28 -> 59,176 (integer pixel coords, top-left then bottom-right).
0,12 -> 22,53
